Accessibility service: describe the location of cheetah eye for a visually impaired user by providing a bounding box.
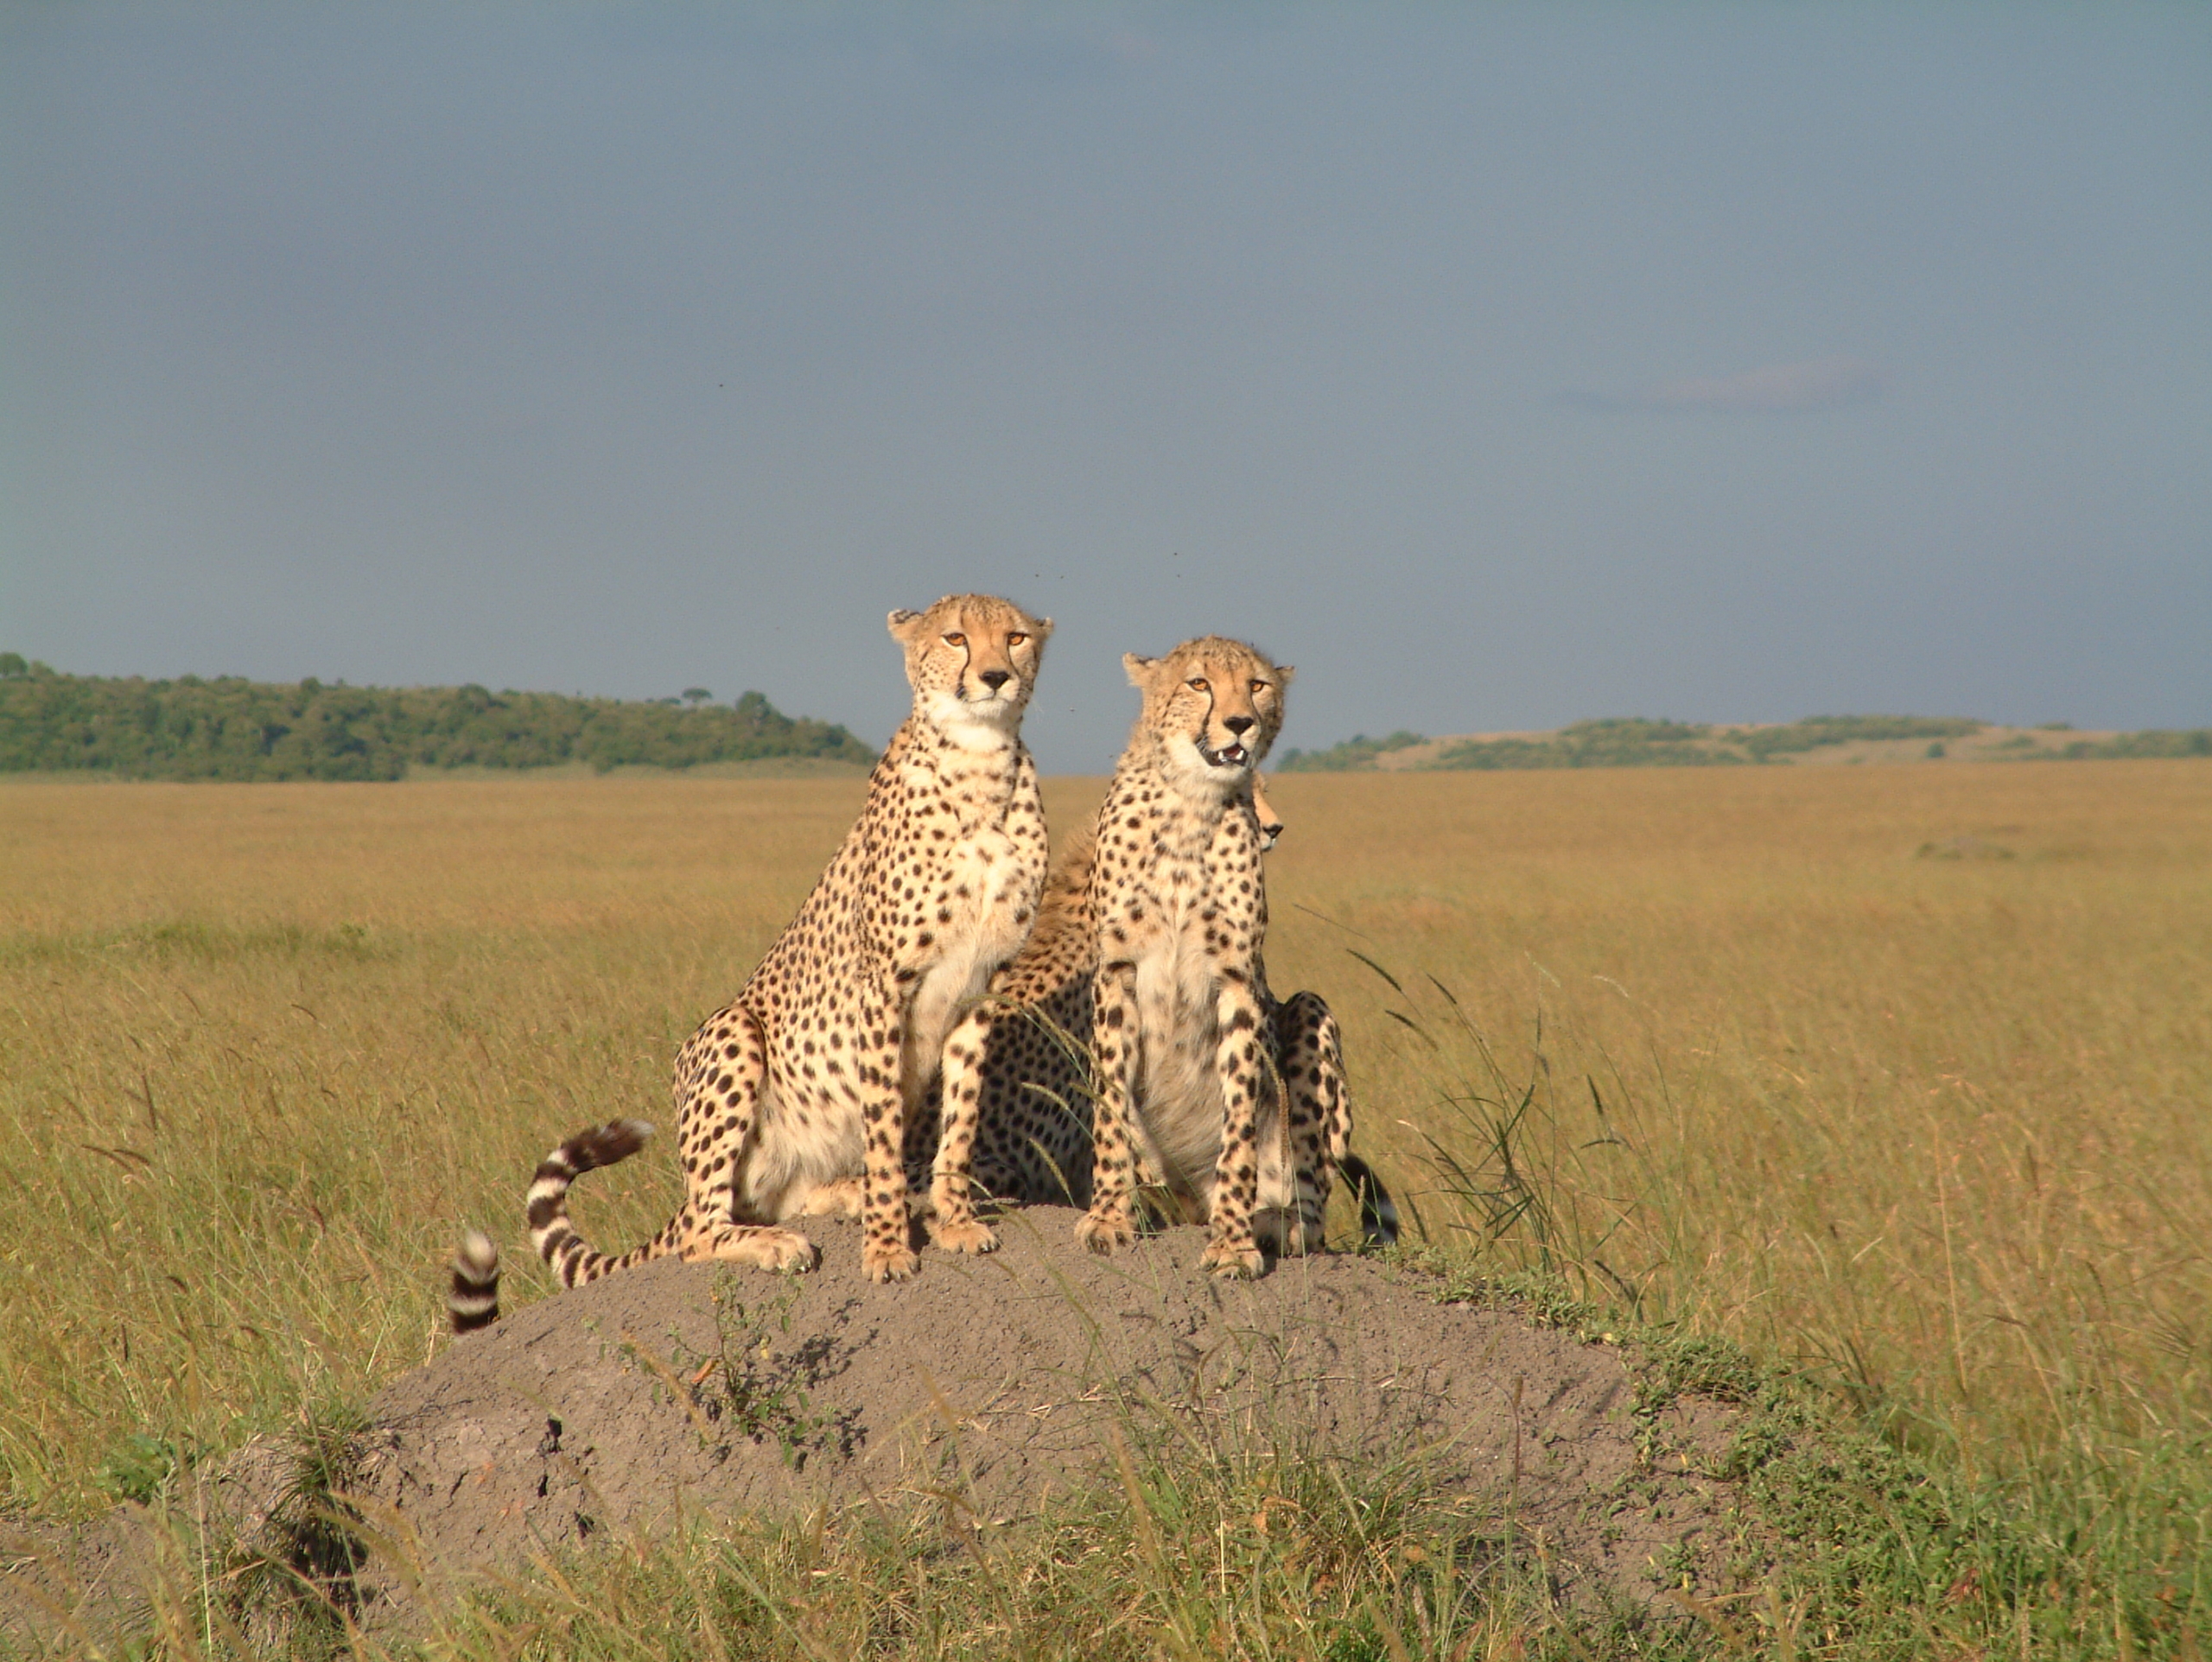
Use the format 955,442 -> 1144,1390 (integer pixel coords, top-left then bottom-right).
1187,677 -> 1209,693
1006,632 -> 1027,647
944,632 -> 966,648
1250,680 -> 1268,695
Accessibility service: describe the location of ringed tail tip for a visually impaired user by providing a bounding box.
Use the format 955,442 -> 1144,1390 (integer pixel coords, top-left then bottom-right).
448,1228 -> 502,1335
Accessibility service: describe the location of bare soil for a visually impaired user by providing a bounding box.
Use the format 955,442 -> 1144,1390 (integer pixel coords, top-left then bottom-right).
6,1212 -> 1755,1643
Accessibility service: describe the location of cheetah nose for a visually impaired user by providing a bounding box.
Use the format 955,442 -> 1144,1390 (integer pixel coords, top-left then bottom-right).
979,669 -> 1012,693
1224,715 -> 1255,736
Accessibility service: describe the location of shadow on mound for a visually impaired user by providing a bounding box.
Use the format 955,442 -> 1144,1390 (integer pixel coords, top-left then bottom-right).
6,1210 -> 1756,1644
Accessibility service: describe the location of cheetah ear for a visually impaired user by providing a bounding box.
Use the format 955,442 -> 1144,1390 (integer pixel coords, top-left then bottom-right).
1274,664 -> 1295,688
887,609 -> 925,643
1032,616 -> 1054,640
1122,652 -> 1159,689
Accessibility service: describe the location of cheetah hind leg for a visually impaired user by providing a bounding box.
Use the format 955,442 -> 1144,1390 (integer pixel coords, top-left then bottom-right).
1262,990 -> 1342,1257
670,1006 -> 819,1274
795,1177 -> 864,1219
683,1218 -> 820,1272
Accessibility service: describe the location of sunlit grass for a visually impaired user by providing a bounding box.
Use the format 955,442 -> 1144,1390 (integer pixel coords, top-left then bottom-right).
0,776 -> 873,1514
1259,763 -> 2212,1475
3,760 -> 2209,1655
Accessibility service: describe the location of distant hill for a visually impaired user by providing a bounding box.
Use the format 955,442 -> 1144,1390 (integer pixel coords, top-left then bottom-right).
0,655 -> 874,782
1277,714 -> 2212,773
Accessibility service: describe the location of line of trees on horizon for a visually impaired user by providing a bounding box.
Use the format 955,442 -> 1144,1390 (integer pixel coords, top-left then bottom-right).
0,655 -> 874,782
1277,714 -> 2212,772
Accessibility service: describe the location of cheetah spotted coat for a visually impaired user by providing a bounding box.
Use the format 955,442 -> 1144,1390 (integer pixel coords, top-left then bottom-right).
907,808 -> 1390,1261
513,595 -> 1053,1299
924,637 -> 1357,1278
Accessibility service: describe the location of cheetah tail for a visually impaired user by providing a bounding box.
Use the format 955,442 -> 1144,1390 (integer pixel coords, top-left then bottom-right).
448,1229 -> 500,1334
1338,1152 -> 1401,1248
527,1118 -> 656,1289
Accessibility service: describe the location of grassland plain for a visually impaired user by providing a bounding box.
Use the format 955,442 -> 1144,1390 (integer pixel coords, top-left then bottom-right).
2,761 -> 2208,1657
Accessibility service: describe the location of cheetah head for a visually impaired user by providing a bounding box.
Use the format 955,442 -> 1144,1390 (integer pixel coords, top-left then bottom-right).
1123,637 -> 1294,797
889,594 -> 1052,745
1251,776 -> 1285,851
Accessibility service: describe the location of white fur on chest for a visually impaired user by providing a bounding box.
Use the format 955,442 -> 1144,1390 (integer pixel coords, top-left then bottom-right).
901,824 -> 1031,1095
1130,929 -> 1230,1197
896,744 -> 1041,1112
1120,800 -> 1250,1200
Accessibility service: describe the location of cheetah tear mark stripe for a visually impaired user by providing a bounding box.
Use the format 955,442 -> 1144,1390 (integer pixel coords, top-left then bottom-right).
448,1229 -> 500,1334
1338,1153 -> 1400,1247
527,1119 -> 657,1288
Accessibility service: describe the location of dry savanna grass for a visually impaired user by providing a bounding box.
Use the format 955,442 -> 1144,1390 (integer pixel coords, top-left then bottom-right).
2,760 -> 2208,1652
1259,763 -> 2212,1475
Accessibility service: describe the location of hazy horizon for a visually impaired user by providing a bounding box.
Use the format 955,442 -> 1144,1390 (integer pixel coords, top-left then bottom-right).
5,4 -> 2207,769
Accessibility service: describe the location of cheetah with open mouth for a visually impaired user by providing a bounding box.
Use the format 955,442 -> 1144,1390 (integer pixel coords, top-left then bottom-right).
918,637 -> 1395,1276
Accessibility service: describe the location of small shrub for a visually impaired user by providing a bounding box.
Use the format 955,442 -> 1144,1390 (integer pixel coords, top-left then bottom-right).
95,1432 -> 186,1505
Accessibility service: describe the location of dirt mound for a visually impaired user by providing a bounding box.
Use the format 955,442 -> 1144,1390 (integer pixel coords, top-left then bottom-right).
7,1212 -> 1753,1640
347,1209 -> 1744,1608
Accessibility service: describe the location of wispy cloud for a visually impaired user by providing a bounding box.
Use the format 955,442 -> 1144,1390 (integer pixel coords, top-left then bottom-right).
1568,357 -> 1885,413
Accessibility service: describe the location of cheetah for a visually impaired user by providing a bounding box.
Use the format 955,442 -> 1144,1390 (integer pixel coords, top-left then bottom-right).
909,809 -> 1395,1260
925,637 -> 1392,1277
1250,775 -> 1285,852
451,595 -> 1052,1329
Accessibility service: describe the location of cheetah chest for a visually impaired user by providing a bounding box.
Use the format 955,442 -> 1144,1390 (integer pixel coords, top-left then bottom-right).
1125,848 -> 1249,1198
899,806 -> 1041,1107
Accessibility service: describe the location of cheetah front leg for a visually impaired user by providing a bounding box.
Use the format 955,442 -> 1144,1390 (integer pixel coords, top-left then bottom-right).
925,1000 -> 1001,1255
676,1004 -> 819,1273
1200,978 -> 1268,1278
859,981 -> 921,1284
1074,958 -> 1141,1253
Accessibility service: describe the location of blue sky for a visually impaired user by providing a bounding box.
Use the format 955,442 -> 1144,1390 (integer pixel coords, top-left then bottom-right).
4,3 -> 2207,767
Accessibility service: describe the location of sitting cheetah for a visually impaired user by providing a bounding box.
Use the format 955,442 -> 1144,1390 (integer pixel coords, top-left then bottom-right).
925,637 -> 1391,1276
452,595 -> 1052,1329
910,809 -> 1395,1259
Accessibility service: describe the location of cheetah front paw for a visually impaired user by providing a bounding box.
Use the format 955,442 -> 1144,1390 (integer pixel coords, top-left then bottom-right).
930,1216 -> 1000,1255
925,1180 -> 1001,1255
1199,1236 -> 1265,1279
862,1240 -> 921,1283
1074,1208 -> 1136,1256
